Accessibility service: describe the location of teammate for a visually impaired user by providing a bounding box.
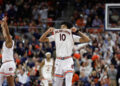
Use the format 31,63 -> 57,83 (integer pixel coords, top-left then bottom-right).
0,17 -> 16,86
39,22 -> 90,86
40,52 -> 54,86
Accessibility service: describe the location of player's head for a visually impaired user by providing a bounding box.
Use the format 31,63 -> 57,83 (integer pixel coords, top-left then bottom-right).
45,52 -> 51,59
60,22 -> 73,29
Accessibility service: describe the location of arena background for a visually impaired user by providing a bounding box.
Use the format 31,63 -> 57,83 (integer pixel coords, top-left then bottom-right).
0,0 -> 120,86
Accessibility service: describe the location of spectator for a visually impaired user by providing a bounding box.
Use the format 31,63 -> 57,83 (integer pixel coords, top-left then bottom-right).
17,69 -> 30,85
16,42 -> 25,56
80,72 -> 90,86
76,16 -> 86,29
92,16 -> 102,27
15,77 -> 22,86
86,17 -> 92,28
38,5 -> 48,21
108,64 -> 117,86
72,72 -> 79,85
0,0 -> 120,86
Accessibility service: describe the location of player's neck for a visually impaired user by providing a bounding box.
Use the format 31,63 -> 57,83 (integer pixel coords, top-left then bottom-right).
46,58 -> 50,61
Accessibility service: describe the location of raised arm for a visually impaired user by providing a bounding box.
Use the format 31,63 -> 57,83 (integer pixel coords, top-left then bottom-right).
78,31 -> 90,43
71,27 -> 90,43
39,27 -> 54,42
0,17 -> 13,48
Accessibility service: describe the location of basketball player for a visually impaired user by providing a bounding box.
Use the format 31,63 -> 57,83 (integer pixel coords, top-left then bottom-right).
0,17 -> 16,86
39,22 -> 90,86
40,52 -> 54,86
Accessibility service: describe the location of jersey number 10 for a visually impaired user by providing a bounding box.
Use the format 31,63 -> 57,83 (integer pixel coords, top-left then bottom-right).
60,34 -> 66,41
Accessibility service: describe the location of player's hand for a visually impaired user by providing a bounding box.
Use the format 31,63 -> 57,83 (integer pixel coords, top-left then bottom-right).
47,27 -> 55,33
2,16 -> 7,21
0,16 -> 7,23
0,20 -> 5,28
71,27 -> 77,32
0,16 -> 7,27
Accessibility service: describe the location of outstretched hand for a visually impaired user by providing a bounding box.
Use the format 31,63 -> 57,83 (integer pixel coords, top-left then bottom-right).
0,16 -> 7,27
2,16 -> 7,21
0,16 -> 7,23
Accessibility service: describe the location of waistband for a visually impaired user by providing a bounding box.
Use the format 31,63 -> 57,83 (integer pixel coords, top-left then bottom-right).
56,56 -> 71,60
2,60 -> 14,64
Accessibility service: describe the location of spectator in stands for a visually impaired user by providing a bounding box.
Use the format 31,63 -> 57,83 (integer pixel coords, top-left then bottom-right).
0,0 -> 120,86
15,76 -> 22,86
80,72 -> 90,86
16,42 -> 25,56
17,69 -> 30,85
76,15 -> 86,29
108,64 -> 117,86
92,15 -> 102,27
86,17 -> 92,28
38,3 -> 48,21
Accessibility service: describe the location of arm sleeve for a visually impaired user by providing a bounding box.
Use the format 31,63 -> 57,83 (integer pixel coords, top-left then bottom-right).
48,35 -> 55,42
73,35 -> 81,42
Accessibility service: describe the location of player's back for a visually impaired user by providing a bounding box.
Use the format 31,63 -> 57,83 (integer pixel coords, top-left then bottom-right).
2,40 -> 14,62
54,29 -> 74,57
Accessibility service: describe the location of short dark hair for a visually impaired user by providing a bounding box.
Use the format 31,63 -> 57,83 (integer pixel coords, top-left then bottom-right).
61,22 -> 73,28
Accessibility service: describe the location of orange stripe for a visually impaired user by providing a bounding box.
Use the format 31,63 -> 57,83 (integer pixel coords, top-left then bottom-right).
0,72 -> 14,75
54,74 -> 64,78
64,70 -> 73,76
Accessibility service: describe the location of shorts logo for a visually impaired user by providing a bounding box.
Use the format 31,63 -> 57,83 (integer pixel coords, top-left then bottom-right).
9,68 -> 13,71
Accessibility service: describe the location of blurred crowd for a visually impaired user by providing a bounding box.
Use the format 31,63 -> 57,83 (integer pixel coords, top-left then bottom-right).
0,0 -> 68,28
71,0 -> 105,30
72,31 -> 120,86
0,0 -> 120,86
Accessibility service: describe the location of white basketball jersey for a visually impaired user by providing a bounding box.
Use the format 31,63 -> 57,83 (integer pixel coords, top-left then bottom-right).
2,40 -> 14,62
42,59 -> 53,74
48,29 -> 81,57
54,29 -> 74,57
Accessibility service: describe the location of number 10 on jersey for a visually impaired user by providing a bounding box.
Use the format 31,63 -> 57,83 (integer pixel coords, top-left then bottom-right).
60,34 -> 66,41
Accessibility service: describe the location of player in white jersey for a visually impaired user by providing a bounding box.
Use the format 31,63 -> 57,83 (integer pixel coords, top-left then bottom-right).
40,52 -> 54,86
0,17 -> 16,86
39,22 -> 90,86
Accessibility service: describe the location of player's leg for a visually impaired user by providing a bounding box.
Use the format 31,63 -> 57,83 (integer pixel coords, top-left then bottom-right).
65,72 -> 73,86
0,74 -> 4,86
53,76 -> 64,86
48,78 -> 53,86
0,64 -> 5,86
42,79 -> 49,86
6,76 -> 15,86
53,59 -> 64,86
49,83 -> 52,86
4,62 -> 16,86
64,58 -> 74,86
